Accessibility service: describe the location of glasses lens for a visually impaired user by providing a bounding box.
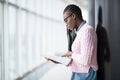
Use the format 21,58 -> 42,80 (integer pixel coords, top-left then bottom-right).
64,13 -> 73,22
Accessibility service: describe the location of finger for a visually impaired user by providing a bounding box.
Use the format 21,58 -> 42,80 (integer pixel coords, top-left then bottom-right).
45,58 -> 51,61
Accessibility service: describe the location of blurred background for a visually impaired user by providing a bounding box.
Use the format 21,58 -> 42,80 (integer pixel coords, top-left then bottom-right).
0,0 -> 120,80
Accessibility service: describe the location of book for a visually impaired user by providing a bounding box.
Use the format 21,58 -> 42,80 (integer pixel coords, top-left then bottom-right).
42,54 -> 72,66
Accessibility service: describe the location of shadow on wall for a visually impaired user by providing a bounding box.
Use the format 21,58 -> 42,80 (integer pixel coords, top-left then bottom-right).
96,6 -> 111,80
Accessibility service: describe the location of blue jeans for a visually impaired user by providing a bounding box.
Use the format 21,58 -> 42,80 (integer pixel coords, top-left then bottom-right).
71,67 -> 97,80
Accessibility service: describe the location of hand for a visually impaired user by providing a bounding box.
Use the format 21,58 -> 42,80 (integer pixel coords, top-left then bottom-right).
45,57 -> 51,62
62,51 -> 72,57
45,58 -> 58,63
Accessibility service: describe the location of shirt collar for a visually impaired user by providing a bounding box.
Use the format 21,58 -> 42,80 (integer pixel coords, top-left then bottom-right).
74,20 -> 86,33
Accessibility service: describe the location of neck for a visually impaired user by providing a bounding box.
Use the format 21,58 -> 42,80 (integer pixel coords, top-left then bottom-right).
76,19 -> 83,28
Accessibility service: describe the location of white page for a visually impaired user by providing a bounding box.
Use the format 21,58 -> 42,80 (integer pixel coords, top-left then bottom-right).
42,54 -> 72,66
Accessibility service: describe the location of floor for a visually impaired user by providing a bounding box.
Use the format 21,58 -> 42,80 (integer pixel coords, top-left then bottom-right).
19,61 -> 72,80
39,63 -> 72,80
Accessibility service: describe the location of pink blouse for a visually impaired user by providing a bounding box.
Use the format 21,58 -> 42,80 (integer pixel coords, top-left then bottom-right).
70,23 -> 98,73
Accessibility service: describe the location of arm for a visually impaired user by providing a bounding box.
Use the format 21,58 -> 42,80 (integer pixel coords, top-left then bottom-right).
71,27 -> 97,65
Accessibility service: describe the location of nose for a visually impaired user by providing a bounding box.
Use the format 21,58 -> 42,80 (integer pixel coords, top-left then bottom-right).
66,24 -> 69,28
66,22 -> 68,27
66,24 -> 68,27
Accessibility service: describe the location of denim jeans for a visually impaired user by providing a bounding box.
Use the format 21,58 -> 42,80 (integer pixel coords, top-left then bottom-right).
71,67 -> 97,80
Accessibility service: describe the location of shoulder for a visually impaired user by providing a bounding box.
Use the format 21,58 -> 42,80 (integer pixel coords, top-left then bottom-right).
85,23 -> 94,30
79,23 -> 95,33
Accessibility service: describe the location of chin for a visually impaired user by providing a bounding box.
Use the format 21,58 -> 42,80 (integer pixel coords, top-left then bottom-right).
70,28 -> 74,30
68,26 -> 74,30
68,28 -> 72,30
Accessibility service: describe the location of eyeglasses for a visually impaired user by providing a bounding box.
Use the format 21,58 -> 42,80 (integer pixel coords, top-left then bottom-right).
64,13 -> 73,23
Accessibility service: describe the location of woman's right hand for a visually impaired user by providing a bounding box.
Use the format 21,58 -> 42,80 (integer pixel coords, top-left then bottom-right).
45,58 -> 58,63
62,51 -> 72,57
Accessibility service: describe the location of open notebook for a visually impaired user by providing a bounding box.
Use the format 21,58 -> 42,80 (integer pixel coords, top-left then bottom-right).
42,54 -> 72,66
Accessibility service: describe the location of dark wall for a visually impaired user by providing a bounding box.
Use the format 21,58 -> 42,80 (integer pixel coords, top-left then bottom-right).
109,0 -> 120,80
89,0 -> 120,80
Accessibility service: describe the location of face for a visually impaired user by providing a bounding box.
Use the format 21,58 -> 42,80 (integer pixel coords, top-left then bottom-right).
63,12 -> 76,30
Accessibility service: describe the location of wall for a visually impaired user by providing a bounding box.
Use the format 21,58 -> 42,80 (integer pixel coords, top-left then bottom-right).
109,0 -> 120,80
89,0 -> 120,80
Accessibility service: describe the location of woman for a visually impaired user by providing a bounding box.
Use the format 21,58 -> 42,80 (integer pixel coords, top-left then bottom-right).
63,4 -> 98,80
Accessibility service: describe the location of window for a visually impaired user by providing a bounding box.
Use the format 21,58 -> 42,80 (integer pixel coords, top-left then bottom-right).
8,5 -> 18,80
1,0 -> 71,80
35,17 -> 43,65
18,10 -> 28,74
8,0 -> 16,4
0,2 -> 3,80
20,0 -> 26,8
27,13 -> 35,69
27,0 -> 34,11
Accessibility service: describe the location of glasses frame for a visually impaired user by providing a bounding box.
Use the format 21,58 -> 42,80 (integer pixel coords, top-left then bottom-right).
64,13 -> 73,23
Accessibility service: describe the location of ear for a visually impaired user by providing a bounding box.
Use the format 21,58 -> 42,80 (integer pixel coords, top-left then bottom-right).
72,13 -> 77,20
